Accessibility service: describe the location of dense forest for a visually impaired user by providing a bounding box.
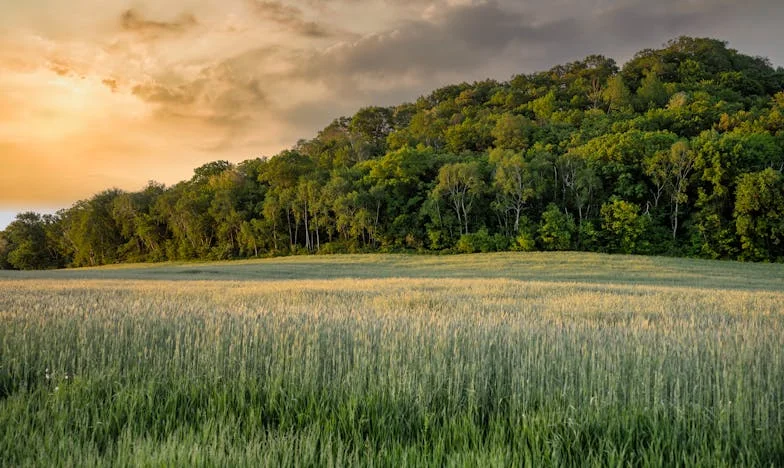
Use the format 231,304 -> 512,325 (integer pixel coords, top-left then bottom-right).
3,37 -> 784,269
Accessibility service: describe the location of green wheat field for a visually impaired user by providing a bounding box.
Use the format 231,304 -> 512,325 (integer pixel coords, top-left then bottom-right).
1,253 -> 783,466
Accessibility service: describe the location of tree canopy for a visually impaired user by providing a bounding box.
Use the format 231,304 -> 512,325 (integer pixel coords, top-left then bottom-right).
3,37 -> 784,269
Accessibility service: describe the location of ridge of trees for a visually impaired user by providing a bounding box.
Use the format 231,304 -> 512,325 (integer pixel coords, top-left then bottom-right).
3,36 -> 784,269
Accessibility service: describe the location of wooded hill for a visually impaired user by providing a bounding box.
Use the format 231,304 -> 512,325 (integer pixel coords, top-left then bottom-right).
3,37 -> 784,269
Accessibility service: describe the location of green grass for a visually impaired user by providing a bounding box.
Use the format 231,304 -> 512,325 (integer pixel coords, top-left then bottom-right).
1,253 -> 783,466
3,252 -> 784,290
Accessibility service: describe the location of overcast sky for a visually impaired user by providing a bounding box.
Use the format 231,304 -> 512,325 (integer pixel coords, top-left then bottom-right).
1,0 -> 783,229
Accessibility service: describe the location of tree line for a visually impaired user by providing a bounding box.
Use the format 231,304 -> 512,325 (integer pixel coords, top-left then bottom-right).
2,37 -> 784,269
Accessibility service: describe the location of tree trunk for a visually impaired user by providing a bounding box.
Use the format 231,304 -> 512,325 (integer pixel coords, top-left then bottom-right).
304,205 -> 311,251
286,211 -> 293,247
462,200 -> 469,236
672,201 -> 679,239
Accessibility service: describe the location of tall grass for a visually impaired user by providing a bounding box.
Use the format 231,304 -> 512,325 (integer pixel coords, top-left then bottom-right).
1,255 -> 783,465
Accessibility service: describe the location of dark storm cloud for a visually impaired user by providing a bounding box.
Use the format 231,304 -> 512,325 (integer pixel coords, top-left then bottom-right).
298,0 -> 783,91
292,0 -> 588,92
523,0 -> 783,60
585,0 -> 724,44
303,1 -> 540,78
443,1 -> 540,48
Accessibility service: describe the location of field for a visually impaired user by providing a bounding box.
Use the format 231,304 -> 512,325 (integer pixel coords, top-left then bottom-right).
1,252 -> 783,466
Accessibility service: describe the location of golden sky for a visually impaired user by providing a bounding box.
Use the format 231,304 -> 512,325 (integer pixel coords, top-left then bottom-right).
1,0 -> 781,227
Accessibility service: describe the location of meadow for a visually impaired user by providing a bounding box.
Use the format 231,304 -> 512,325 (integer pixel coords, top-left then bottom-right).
1,252 -> 783,466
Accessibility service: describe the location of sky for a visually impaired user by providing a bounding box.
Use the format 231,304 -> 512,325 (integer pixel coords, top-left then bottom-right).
1,0 -> 783,230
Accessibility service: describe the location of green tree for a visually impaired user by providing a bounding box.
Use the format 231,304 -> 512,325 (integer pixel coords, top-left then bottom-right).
537,204 -> 575,251
575,130 -> 679,204
444,115 -> 495,153
603,75 -> 632,112
0,231 -> 10,269
388,109 -> 446,150
349,106 -> 393,160
110,182 -> 165,261
208,169 -> 247,259
63,190 -> 124,266
258,191 -> 279,252
238,219 -> 266,257
734,169 -> 784,261
491,113 -> 532,150
691,129 -> 781,258
433,161 -> 486,236
556,152 -> 601,224
531,90 -> 557,123
636,70 -> 668,110
601,199 -> 648,254
192,160 -> 232,184
365,146 -> 437,247
678,59 -> 707,84
2,212 -> 54,270
643,140 -> 697,238
257,150 -> 318,249
489,148 -> 535,233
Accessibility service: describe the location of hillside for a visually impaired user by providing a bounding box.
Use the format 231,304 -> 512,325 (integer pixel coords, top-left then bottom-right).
2,36 -> 784,269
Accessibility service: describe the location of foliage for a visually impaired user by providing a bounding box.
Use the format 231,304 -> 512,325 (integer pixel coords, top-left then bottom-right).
537,204 -> 575,251
455,228 -> 509,253
601,198 -> 649,254
1,212 -> 61,270
3,36 -> 784,268
734,168 -> 784,261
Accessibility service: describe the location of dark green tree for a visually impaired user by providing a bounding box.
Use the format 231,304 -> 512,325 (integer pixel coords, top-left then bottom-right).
734,168 -> 784,261
537,204 -> 575,251
433,161 -> 486,236
2,212 -> 56,270
601,198 -> 649,254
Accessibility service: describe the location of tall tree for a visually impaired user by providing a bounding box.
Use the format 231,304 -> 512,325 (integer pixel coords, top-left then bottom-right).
349,106 -> 394,160
1,212 -> 56,270
644,140 -> 697,238
63,190 -> 124,266
603,75 -> 632,112
537,204 -> 575,251
601,198 -> 649,254
734,168 -> 784,261
489,149 -> 535,233
491,113 -> 532,151
636,70 -> 669,110
433,161 -> 485,236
